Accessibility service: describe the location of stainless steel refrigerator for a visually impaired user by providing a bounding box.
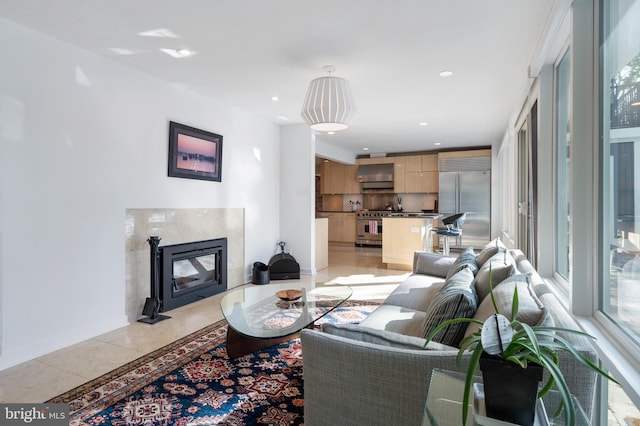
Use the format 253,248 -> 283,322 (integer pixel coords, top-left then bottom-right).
438,170 -> 490,249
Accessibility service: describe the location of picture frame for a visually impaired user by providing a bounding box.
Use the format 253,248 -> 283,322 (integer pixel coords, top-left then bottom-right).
168,121 -> 223,182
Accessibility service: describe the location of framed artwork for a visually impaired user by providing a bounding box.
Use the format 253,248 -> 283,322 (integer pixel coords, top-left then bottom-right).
168,121 -> 223,182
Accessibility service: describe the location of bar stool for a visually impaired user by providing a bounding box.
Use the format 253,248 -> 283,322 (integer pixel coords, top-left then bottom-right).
433,213 -> 466,256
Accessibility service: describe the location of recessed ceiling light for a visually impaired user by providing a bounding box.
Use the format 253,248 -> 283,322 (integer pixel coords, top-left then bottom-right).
419,122 -> 428,126
138,28 -> 179,38
434,142 -> 442,146
276,115 -> 290,121
363,147 -> 370,151
271,96 -> 279,102
161,48 -> 194,58
327,131 -> 335,135
439,70 -> 454,77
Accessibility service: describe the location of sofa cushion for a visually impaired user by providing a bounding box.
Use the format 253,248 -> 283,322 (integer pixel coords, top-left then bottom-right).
476,238 -> 508,266
445,247 -> 478,281
413,251 -> 457,278
474,248 -> 516,301
322,323 -> 458,351
421,266 -> 477,347
359,304 -> 428,337
382,275 -> 446,311
464,274 -> 555,338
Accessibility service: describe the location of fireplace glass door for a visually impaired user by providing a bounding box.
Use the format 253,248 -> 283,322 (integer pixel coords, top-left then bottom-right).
172,252 -> 218,294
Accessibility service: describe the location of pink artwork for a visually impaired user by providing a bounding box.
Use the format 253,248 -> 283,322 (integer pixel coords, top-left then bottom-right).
168,122 -> 223,182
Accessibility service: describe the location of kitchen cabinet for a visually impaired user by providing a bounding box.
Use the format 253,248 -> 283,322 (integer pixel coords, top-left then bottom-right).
405,171 -> 438,193
405,155 -> 422,172
437,149 -> 492,161
321,162 -> 360,194
382,217 -> 436,269
403,154 -> 438,193
421,154 -> 438,171
393,157 -> 406,193
343,165 -> 360,193
325,212 -> 356,243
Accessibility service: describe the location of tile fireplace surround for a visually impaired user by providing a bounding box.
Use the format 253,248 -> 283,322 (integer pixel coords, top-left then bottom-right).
125,208 -> 245,322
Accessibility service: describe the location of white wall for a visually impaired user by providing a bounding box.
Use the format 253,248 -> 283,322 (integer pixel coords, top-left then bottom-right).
279,124 -> 315,274
0,19 -> 281,369
315,138 -> 356,165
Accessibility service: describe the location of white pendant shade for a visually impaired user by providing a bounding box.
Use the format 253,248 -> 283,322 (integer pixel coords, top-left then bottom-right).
301,75 -> 355,132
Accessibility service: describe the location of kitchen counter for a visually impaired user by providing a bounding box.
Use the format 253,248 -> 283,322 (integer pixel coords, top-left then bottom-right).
382,215 -> 439,269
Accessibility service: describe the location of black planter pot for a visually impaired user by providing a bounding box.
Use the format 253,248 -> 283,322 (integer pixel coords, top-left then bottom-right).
479,355 -> 544,426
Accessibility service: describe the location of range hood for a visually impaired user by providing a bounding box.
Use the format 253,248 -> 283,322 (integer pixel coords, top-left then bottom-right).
356,163 -> 394,191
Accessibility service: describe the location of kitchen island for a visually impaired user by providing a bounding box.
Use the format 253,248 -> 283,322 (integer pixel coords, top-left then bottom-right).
382,214 -> 441,269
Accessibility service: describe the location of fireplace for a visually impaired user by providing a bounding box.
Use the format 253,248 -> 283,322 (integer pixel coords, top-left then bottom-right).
151,237 -> 228,312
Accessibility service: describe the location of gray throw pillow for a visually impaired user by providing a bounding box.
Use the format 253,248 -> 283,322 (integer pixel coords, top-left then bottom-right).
474,248 -> 516,301
413,251 -> 457,278
421,266 -> 477,347
476,238 -> 508,266
464,275 -> 554,338
445,247 -> 478,281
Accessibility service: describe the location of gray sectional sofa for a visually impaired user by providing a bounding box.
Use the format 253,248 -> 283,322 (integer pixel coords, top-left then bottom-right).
300,240 -> 599,426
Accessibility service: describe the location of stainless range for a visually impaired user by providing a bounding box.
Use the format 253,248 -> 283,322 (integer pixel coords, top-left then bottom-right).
355,211 -> 390,246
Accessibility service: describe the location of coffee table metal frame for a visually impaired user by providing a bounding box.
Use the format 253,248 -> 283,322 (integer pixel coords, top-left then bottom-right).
221,282 -> 352,358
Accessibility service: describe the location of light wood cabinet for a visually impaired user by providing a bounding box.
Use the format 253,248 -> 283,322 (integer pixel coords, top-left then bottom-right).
421,154 -> 438,171
387,154 -> 439,193
321,162 -> 360,194
343,165 -> 360,194
394,157 -> 406,193
402,154 -> 439,193
326,213 -> 356,243
382,217 -> 435,269
437,149 -> 492,160
405,171 -> 438,193
405,155 -> 422,172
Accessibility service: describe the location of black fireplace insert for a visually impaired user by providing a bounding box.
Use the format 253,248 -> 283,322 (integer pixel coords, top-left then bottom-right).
157,238 -> 228,311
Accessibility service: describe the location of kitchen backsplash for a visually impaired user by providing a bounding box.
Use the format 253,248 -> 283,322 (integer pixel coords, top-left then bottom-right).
320,193 -> 438,212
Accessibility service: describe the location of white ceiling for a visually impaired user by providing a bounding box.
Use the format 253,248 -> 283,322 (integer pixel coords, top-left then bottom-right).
0,0 -> 555,156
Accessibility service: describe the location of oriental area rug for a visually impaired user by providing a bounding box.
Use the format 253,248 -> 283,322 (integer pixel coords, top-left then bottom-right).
48,301 -> 378,426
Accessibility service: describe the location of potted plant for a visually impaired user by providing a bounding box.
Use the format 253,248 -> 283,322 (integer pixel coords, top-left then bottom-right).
424,270 -> 618,426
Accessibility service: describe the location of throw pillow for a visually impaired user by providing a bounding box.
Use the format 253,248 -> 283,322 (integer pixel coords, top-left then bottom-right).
474,248 -> 516,301
463,275 -> 554,338
413,251 -> 457,278
421,266 -> 477,347
476,238 -> 508,266
445,247 -> 479,281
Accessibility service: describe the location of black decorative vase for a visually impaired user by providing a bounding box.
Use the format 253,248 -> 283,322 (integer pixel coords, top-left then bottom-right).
479,355 -> 544,426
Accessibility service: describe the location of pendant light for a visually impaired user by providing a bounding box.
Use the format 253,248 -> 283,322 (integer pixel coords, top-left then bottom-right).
301,65 -> 356,132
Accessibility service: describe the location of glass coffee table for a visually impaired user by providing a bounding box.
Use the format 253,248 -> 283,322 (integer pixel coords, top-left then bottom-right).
220,282 -> 352,358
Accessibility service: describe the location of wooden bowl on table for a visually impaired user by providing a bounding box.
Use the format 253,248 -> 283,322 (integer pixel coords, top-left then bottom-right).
275,289 -> 303,302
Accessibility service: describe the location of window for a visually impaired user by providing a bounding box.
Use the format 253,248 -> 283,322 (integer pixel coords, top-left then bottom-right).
555,49 -> 571,281
599,0 -> 640,348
